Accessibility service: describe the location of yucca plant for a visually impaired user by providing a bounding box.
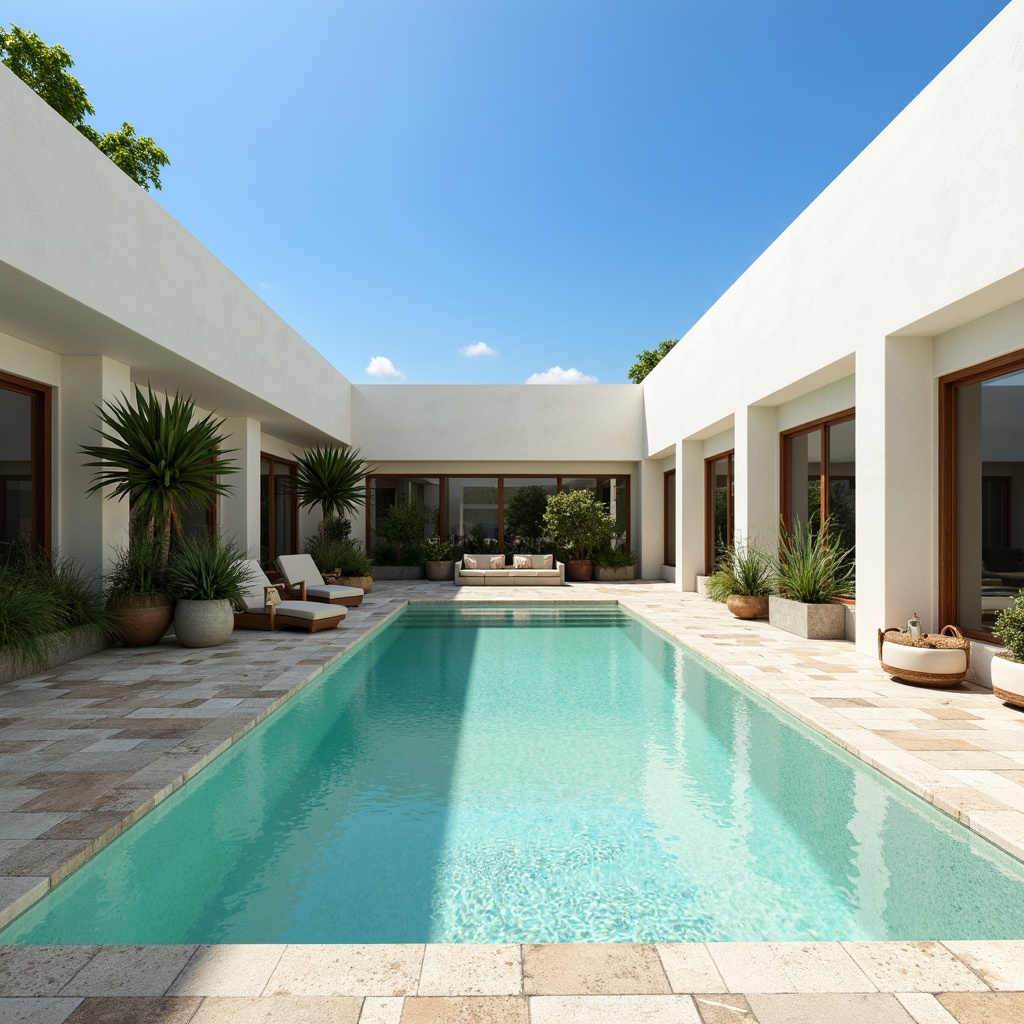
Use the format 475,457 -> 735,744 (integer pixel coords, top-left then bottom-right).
775,516 -> 855,604
293,445 -> 374,538
79,386 -> 237,564
165,534 -> 248,602
705,540 -> 775,603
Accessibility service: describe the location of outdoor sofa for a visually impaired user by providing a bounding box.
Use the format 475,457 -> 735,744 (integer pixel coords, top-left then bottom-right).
454,553 -> 565,586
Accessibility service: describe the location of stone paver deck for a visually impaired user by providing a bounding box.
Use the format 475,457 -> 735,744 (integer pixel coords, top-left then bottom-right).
0,580 -> 1023,1021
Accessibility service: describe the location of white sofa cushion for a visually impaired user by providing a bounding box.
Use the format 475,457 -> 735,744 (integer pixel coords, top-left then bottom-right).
306,584 -> 364,602
531,554 -> 554,569
459,569 -> 490,577
881,642 -> 967,676
275,602 -> 348,622
533,569 -> 561,578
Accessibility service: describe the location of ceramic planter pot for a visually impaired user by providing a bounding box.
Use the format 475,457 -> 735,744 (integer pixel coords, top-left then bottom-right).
769,595 -> 846,639
173,599 -> 234,648
336,575 -> 372,593
566,559 -> 593,582
108,594 -> 173,647
992,654 -> 1024,708
424,560 -> 455,582
726,594 -> 769,620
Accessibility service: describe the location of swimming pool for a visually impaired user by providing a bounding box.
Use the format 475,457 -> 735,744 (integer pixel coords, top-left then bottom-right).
4,603 -> 1024,943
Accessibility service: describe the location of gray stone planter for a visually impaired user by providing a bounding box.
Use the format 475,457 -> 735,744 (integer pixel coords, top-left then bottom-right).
424,560 -> 455,582
173,599 -> 235,648
769,595 -> 846,640
372,565 -> 425,581
0,626 -> 112,685
594,566 -> 636,582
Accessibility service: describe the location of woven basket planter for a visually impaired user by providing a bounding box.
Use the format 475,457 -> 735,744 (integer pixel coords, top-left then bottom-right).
878,625 -> 970,686
992,654 -> 1024,708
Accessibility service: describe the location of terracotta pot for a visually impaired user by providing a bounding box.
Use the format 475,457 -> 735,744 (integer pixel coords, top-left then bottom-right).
336,575 -> 372,593
726,594 -> 769,620
108,594 -> 174,647
424,561 -> 455,582
566,559 -> 593,582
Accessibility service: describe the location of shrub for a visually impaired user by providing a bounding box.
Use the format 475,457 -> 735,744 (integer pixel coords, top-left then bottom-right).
994,591 -> 1024,662
775,517 -> 854,604
593,545 -> 636,570
166,534 -> 248,602
105,536 -> 168,600
375,503 -> 436,563
542,490 -> 616,561
705,540 -> 775,602
422,536 -> 457,562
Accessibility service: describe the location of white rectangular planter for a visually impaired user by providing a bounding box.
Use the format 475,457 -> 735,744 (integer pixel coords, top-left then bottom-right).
992,654 -> 1024,708
769,595 -> 847,640
594,566 -> 636,582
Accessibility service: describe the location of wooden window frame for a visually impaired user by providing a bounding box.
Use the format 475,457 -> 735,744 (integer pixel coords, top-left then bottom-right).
704,450 -> 734,574
939,348 -> 1024,642
261,453 -> 298,562
779,408 -> 855,535
664,469 -> 676,568
0,371 -> 52,553
364,473 -> 632,553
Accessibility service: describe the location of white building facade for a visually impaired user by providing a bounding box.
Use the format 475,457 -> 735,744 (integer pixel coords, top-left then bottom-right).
3,2 -> 1024,681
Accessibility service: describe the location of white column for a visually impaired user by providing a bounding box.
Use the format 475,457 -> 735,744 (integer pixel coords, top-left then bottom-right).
678,439 -> 704,591
855,336 -> 936,654
219,417 -> 261,558
639,458 -> 664,580
59,355 -> 131,576
734,404 -> 778,551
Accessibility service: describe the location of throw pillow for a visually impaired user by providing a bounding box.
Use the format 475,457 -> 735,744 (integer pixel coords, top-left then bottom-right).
462,555 -> 477,569
512,555 -> 531,569
489,555 -> 505,569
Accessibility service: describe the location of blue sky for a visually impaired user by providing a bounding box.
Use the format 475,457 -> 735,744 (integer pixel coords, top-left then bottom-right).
12,1 -> 1012,384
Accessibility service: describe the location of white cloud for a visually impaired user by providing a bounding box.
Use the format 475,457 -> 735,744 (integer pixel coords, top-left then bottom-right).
525,366 -> 599,385
365,355 -> 405,380
460,341 -> 498,358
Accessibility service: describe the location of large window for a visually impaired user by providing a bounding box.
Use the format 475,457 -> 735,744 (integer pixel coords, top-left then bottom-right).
705,451 -> 733,573
365,474 -> 631,553
0,372 -> 50,555
941,352 -> 1024,639
664,470 -> 676,567
781,412 -> 856,552
260,454 -> 298,564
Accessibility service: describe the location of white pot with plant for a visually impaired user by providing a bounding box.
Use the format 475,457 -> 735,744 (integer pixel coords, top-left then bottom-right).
992,592 -> 1024,707
167,535 -> 248,648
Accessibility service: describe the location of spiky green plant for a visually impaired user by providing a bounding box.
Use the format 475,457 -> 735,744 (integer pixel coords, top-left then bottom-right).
775,516 -> 855,604
105,536 -> 168,600
79,386 -> 237,564
293,445 -> 374,538
994,591 -> 1024,662
705,540 -> 775,602
165,534 -> 248,603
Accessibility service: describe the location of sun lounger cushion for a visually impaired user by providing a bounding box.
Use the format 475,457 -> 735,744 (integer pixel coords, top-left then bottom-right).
274,601 -> 347,622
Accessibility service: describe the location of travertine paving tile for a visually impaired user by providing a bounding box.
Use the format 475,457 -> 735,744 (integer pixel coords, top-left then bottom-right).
418,944 -> 521,996
58,946 -> 196,997
0,998 -> 82,1024
400,996 -> 529,1023
0,948 -> 97,997
523,943 -> 669,995
167,945 -> 285,997
843,942 -> 988,992
358,997 -> 404,1024
707,943 -> 872,994
943,942 -> 1024,990
936,991 -> 1024,1023
529,994 -> 701,1023
656,945 -> 728,994
692,993 -> 756,1023
746,992 -> 917,1023
65,996 -> 202,1023
895,993 -> 960,1024
267,945 -> 423,997
190,995 -> 363,1023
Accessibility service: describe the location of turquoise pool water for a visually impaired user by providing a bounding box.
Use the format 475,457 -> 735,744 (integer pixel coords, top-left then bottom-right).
5,603 -> 1024,943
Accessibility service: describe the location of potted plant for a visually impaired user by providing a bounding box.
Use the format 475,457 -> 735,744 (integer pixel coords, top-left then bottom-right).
105,536 -> 173,646
705,540 -> 775,618
372,502 -> 436,579
593,544 -> 637,582
305,518 -> 374,592
166,534 -> 248,648
422,536 -> 458,581
992,591 -> 1024,707
293,445 -> 374,540
769,516 -> 854,639
542,490 -> 616,582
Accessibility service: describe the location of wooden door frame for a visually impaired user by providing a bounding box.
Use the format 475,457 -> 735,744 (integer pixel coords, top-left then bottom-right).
0,371 -> 52,553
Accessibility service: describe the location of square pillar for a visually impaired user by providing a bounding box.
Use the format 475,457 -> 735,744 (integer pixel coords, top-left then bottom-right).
59,355 -> 131,576
639,457 -> 664,580
855,337 -> 936,654
219,417 -> 261,558
678,439 -> 705,591
734,404 -> 779,550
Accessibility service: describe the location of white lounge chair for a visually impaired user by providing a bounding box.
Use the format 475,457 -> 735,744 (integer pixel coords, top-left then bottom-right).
275,553 -> 365,606
234,560 -> 347,633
